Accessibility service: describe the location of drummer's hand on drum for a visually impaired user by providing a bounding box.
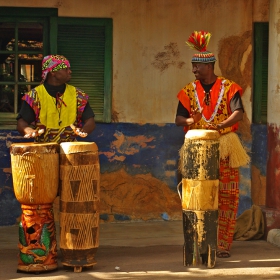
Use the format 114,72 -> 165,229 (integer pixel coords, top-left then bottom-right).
190,107 -> 203,124
204,123 -> 218,130
70,124 -> 88,138
24,128 -> 45,138
203,123 -> 224,131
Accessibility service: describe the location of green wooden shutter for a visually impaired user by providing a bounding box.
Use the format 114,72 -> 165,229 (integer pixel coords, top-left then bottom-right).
253,22 -> 269,124
57,18 -> 112,123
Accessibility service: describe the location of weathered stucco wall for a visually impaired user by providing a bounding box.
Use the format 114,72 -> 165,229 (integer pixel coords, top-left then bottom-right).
0,0 -> 270,226
250,0 -> 269,209
0,124 -> 185,225
0,0 -> 254,123
266,0 -> 280,210
1,122 -> 252,226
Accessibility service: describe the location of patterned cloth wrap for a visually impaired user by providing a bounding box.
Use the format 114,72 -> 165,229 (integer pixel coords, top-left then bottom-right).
41,55 -> 71,82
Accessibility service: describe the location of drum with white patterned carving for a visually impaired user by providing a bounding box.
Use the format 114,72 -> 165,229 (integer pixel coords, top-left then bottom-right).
59,142 -> 100,273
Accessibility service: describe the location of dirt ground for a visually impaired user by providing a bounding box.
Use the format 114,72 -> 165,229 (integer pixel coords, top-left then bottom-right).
1,221 -> 280,280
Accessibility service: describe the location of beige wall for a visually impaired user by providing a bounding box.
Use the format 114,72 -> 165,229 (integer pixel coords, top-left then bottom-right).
0,0 -> 268,124
267,0 -> 280,125
0,0 -> 271,223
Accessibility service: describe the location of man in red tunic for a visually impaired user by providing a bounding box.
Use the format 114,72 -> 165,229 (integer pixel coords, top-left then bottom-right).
175,31 -> 249,258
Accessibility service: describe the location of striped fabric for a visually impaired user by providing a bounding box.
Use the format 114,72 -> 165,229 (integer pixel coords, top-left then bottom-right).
218,157 -> 239,252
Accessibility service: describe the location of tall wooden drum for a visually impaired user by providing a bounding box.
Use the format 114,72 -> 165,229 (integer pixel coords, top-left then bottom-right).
59,142 -> 100,273
179,129 -> 220,268
10,142 -> 59,273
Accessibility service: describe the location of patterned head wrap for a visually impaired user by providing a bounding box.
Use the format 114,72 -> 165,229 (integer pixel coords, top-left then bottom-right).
186,31 -> 216,63
41,55 -> 70,82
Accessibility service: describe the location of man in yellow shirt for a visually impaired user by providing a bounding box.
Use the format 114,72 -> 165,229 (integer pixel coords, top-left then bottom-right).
17,54 -> 95,143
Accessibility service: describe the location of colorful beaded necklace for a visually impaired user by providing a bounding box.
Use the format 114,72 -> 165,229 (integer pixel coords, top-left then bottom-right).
193,79 -> 226,123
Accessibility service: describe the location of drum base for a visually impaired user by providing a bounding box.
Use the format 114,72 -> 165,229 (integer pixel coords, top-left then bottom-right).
61,248 -> 97,272
62,262 -> 96,273
182,210 -> 218,268
17,204 -> 58,272
17,263 -> 58,273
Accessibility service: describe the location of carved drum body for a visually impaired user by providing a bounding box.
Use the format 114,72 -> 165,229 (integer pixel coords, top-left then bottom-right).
180,129 -> 220,268
59,142 -> 100,273
10,142 -> 59,272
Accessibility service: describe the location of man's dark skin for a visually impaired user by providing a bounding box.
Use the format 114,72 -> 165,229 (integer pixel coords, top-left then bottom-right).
17,67 -> 96,138
175,62 -> 243,130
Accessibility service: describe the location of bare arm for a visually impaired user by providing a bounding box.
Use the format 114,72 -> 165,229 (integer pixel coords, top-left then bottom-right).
17,118 -> 39,138
175,108 -> 203,127
71,117 -> 96,138
211,109 -> 243,130
82,117 -> 96,134
175,115 -> 195,126
175,108 -> 243,131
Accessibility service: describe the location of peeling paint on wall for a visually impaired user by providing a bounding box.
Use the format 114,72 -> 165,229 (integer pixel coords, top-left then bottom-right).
252,165 -> 266,205
218,31 -> 252,91
267,124 -> 280,209
152,42 -> 185,73
218,31 -> 252,141
253,0 -> 269,21
0,123 -> 253,226
99,131 -> 156,163
111,110 -> 120,122
100,168 -> 182,221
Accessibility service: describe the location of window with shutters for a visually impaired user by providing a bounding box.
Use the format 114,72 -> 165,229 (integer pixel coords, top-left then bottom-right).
253,22 -> 269,124
57,18 -> 112,123
0,8 -> 112,129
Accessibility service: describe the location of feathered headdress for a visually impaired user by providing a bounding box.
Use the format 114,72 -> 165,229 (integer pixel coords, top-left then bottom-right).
186,31 -> 216,63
